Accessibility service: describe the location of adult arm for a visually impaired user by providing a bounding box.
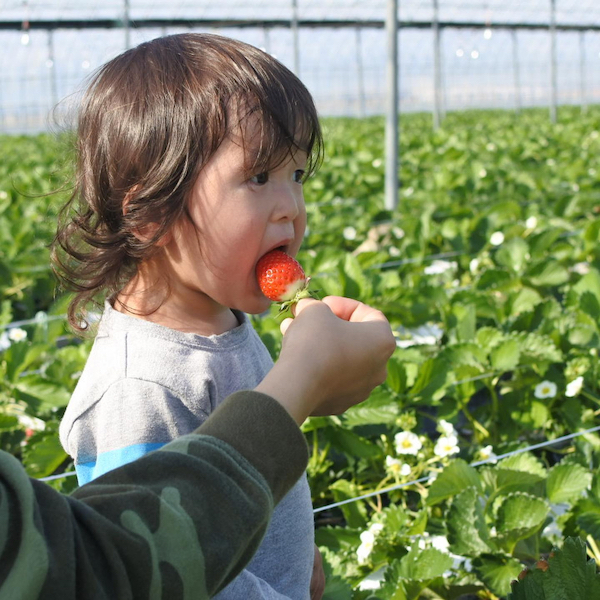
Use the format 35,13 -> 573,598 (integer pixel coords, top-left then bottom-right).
0,391 -> 307,600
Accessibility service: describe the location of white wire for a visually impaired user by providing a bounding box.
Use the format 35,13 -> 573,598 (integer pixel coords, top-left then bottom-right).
312,424 -> 600,514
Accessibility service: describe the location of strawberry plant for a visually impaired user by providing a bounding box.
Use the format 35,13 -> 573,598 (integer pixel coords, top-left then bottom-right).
4,105 -> 600,595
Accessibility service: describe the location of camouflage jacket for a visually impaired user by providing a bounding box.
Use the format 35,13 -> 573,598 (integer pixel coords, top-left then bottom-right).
0,391 -> 309,599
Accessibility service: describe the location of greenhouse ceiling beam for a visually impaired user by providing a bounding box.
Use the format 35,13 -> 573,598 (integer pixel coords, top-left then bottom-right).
2,18 -> 600,31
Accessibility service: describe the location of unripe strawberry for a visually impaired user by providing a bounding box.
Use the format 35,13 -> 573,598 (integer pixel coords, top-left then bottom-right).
256,250 -> 311,307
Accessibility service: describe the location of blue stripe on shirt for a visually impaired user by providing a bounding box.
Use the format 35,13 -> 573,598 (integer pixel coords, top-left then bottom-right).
76,442 -> 167,484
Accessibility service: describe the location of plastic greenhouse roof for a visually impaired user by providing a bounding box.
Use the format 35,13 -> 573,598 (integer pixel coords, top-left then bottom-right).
2,0 -> 600,27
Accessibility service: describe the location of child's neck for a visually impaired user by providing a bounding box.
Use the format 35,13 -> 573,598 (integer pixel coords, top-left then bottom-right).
115,273 -> 239,337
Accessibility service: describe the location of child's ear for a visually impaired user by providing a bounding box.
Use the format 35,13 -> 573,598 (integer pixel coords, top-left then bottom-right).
123,188 -> 172,247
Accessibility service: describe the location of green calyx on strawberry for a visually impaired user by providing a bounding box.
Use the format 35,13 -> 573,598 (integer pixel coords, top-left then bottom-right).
256,249 -> 313,312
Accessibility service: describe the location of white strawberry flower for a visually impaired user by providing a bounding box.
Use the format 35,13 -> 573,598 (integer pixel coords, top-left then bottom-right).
434,434 -> 460,458
0,332 -> 10,351
565,376 -> 584,398
7,328 -> 27,342
534,380 -> 557,399
571,262 -> 590,275
469,258 -> 480,274
356,523 -> 384,565
356,531 -> 375,564
479,444 -> 497,463
437,419 -> 456,437
0,190 -> 7,200
343,226 -> 357,241
385,456 -> 411,476
394,431 -> 422,455
525,216 -> 538,230
490,231 -> 504,246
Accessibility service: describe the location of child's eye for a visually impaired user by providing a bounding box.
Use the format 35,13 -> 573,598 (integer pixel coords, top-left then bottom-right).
250,172 -> 269,185
293,170 -> 306,184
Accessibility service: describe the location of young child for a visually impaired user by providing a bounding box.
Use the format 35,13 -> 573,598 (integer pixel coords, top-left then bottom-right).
55,33 -> 323,599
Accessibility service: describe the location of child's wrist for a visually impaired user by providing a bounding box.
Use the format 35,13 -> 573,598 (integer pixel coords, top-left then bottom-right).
255,358 -> 321,424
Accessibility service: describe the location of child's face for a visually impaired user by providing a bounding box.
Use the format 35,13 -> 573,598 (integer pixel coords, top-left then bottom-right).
161,129 -> 308,315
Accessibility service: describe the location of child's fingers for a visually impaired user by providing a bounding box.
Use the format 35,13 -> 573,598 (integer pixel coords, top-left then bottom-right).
321,295 -> 389,324
280,317 -> 294,335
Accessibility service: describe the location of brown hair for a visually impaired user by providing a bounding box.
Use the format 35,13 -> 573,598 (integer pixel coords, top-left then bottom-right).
52,33 -> 322,330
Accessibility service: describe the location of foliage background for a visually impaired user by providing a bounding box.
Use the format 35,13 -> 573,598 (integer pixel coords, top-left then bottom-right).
2,106 -> 600,598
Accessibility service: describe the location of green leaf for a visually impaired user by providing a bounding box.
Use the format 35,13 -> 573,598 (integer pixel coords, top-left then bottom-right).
329,479 -> 368,528
572,269 -> 600,303
0,414 -> 19,429
450,303 -> 476,342
508,287 -> 543,317
526,259 -> 570,287
386,357 -> 408,395
480,467 -> 546,499
447,487 -> 493,557
496,492 -> 549,552
427,459 -> 482,506
397,546 -> 454,580
327,426 -> 381,459
576,511 -> 600,539
496,237 -> 529,271
490,338 -> 521,371
498,452 -> 547,478
340,253 -> 372,300
21,432 -> 68,478
14,376 -> 71,411
507,537 -> 600,600
321,572 -> 353,600
580,291 -> 600,320
409,356 -> 452,402
476,268 -> 513,291
473,554 -> 524,597
546,462 -> 593,504
342,391 -> 399,428
476,326 -> 505,352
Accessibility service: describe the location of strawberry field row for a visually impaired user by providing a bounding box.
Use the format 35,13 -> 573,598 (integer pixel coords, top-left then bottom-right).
1,106 -> 600,598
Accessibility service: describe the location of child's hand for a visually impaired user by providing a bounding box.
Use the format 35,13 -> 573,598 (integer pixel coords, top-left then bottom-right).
257,296 -> 395,423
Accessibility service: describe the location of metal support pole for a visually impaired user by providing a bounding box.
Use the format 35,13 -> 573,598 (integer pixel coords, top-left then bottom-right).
263,27 -> 271,54
124,0 -> 130,50
47,29 -> 58,109
385,0 -> 399,211
432,0 -> 443,129
356,27 -> 366,118
291,0 -> 300,75
512,29 -> 521,113
549,0 -> 557,123
580,31 -> 587,113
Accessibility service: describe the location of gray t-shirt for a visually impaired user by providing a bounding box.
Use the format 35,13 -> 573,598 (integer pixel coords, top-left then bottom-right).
59,303 -> 314,599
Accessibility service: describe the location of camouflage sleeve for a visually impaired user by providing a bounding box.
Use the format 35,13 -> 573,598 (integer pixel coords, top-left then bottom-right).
0,391 -> 309,599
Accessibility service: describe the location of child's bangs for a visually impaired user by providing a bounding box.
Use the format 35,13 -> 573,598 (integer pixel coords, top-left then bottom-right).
237,88 -> 323,178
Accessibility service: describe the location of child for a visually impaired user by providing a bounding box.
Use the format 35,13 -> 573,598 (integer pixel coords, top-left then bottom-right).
55,33 -> 323,599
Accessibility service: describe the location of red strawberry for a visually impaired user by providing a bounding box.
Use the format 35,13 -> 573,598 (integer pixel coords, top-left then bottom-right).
256,250 -> 311,308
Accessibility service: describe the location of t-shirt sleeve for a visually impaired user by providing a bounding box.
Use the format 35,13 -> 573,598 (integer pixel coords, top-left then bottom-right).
67,378 -> 212,484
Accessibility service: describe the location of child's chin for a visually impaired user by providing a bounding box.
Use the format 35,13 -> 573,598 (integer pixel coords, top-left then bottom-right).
238,296 -> 272,315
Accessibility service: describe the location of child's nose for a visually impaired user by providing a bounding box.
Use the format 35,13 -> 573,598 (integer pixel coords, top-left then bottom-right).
273,186 -> 301,222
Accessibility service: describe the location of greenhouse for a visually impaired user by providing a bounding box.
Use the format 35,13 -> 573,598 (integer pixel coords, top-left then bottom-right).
1,1 -> 600,599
